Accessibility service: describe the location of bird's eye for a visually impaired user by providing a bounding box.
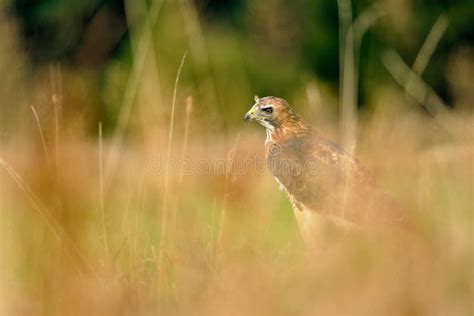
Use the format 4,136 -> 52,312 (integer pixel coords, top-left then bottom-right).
262,107 -> 273,114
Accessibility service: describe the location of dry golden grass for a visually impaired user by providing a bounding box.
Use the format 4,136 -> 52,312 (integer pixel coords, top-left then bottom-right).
1,81 -> 473,315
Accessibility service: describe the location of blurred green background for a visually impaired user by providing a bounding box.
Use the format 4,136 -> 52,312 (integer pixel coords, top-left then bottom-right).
5,0 -> 474,133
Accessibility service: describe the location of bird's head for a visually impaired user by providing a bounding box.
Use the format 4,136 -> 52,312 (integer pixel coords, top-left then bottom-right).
244,96 -> 311,140
244,96 -> 290,128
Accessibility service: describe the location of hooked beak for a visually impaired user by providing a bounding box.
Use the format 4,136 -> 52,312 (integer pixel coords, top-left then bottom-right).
244,108 -> 256,122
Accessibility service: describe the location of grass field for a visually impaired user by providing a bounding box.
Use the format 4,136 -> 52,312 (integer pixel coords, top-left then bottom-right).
0,1 -> 473,315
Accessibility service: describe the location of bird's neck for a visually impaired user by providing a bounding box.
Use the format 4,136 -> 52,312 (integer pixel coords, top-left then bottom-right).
265,119 -> 312,143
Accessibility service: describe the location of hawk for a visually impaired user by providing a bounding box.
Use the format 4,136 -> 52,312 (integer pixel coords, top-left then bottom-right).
245,96 -> 408,245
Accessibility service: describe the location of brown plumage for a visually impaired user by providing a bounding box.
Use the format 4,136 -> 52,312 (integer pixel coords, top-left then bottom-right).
245,96 -> 409,244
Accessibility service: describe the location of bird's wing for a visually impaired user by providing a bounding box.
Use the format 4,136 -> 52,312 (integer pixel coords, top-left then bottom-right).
314,138 -> 412,226
312,136 -> 375,185
268,134 -> 392,225
268,136 -> 343,206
